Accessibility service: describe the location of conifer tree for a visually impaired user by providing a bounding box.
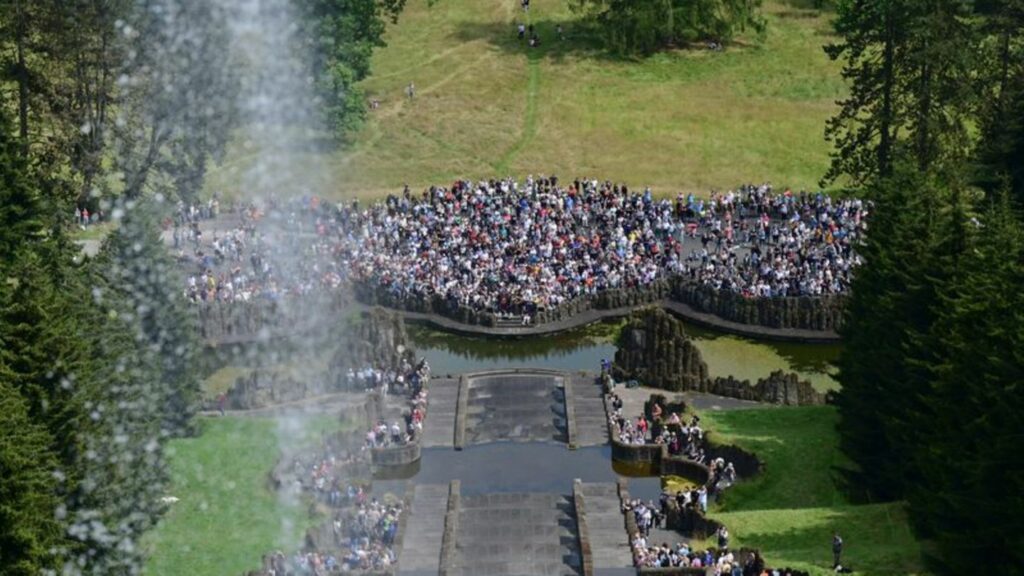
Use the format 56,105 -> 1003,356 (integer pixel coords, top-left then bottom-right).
823,0 -> 976,185
907,189 -> 1024,572
0,379 -> 63,576
0,108 -> 44,256
834,164 -> 968,500
99,200 -> 201,439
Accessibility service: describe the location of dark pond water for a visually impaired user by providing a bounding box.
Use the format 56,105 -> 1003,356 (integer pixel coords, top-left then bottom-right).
373,443 -> 663,501
407,318 -> 841,392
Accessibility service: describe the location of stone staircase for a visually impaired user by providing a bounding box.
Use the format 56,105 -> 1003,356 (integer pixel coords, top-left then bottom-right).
454,492 -> 581,576
492,315 -> 526,328
571,375 -> 610,447
421,377 -> 458,448
578,482 -> 632,571
397,483 -> 450,575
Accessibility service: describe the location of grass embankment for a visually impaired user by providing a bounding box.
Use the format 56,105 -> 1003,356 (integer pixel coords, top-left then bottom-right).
206,0 -> 843,201
699,407 -> 925,575
143,415 -> 341,576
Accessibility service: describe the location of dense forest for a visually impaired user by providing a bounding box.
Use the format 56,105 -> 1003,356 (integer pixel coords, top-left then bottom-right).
826,0 -> 1024,572
0,1 -> 402,573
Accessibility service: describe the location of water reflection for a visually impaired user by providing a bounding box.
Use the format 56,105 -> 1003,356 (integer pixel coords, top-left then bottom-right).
407,318 -> 840,391
406,321 -> 620,375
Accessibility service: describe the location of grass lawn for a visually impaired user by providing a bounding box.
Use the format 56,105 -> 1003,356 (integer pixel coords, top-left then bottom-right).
699,407 -> 926,575
143,415 -> 341,576
205,0 -> 843,201
69,221 -> 117,241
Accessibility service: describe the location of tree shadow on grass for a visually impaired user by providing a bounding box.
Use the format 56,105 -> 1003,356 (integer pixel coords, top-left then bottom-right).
450,18 -> 730,66
450,18 -> 626,65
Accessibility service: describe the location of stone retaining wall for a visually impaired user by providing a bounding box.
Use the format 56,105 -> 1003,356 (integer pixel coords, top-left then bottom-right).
197,274 -> 845,344
572,479 -> 594,576
371,441 -> 422,467
604,390 -> 762,486
351,276 -> 845,334
439,480 -> 461,576
195,293 -> 346,345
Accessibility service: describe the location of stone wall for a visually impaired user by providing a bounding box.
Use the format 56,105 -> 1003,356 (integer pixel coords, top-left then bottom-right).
326,307 -> 418,392
671,279 -> 846,332
353,275 -> 846,333
196,293 -> 348,344
215,308 -> 417,410
709,371 -> 825,407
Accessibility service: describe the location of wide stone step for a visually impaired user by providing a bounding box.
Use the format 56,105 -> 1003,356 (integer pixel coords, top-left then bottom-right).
398,484 -> 450,573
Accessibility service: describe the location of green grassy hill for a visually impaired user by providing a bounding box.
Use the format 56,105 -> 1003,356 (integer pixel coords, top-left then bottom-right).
206,0 -> 843,200
700,407 -> 926,575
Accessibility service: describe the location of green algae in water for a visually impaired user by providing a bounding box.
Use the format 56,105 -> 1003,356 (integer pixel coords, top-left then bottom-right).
662,475 -> 699,494
684,324 -> 841,393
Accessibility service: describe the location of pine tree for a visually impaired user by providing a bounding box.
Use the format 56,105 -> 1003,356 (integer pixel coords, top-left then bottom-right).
60,266 -> 170,575
909,189 -> 1024,573
974,0 -> 1024,205
823,0 -> 976,186
0,251 -> 90,484
99,200 -> 201,439
570,0 -> 765,55
0,108 -> 44,257
0,379 -> 63,576
834,164 -> 968,500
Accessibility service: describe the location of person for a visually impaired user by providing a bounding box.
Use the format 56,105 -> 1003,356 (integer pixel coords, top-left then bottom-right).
517,23 -> 526,41
521,0 -> 529,11
832,532 -> 843,568
717,526 -> 729,550
405,82 -> 415,100
217,393 -> 226,417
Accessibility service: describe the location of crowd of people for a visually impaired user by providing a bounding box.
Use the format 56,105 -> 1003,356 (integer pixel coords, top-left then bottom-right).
256,496 -> 403,575
608,392 -> 707,461
177,178 -> 866,316
363,357 -> 430,449
289,443 -> 367,508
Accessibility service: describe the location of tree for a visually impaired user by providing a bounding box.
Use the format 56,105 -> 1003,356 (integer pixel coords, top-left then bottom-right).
300,0 -> 407,138
98,200 -> 201,438
822,0 -> 975,186
0,380 -> 63,576
0,250 -> 91,485
114,0 -> 237,201
571,0 -> 765,55
0,107 -> 44,257
973,0 -> 1024,205
0,0 -> 131,205
906,189 -> 1024,573
834,164 -> 969,500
